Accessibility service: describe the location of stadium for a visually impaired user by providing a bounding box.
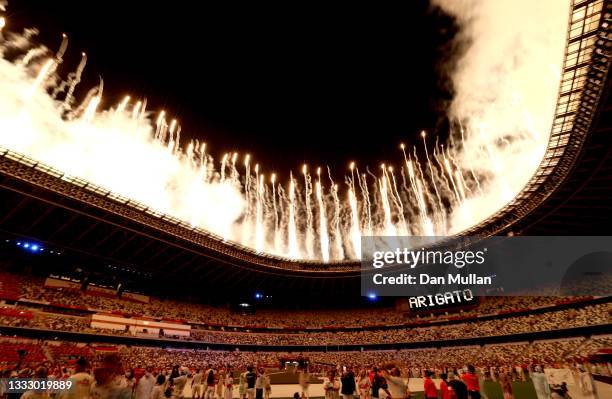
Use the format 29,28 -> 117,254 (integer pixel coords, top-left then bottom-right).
0,0 -> 611,398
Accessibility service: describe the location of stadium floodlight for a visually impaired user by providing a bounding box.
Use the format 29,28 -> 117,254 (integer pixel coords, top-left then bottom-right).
16,241 -> 44,252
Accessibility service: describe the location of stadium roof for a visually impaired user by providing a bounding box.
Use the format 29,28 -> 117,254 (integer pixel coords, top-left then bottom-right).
0,0 -> 611,294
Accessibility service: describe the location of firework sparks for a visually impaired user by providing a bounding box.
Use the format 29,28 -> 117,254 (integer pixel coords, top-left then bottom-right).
0,0 -> 569,261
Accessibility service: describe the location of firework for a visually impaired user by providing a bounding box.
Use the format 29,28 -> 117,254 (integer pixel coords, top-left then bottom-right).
0,0 -> 569,261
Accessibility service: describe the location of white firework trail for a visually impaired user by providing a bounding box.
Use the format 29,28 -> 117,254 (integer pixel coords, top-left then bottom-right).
315,167 -> 329,263
0,0 -> 570,261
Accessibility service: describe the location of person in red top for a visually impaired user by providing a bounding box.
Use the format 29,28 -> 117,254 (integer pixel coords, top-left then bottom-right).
461,365 -> 481,399
423,370 -> 438,399
133,365 -> 146,382
439,373 -> 451,399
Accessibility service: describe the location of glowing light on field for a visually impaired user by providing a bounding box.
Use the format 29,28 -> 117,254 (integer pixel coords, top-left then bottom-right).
0,0 -> 570,261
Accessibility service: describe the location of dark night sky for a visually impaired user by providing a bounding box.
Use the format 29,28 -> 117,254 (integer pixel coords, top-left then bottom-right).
5,1 -> 459,177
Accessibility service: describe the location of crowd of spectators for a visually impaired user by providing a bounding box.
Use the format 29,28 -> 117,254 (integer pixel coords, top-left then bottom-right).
0,300 -> 610,347
10,272 -> 595,329
0,271 -> 609,356
2,334 -> 611,373
184,302 -> 611,346
114,338 -> 611,374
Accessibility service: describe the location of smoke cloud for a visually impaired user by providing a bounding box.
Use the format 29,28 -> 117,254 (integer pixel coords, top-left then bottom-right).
0,0 -> 573,260
432,0 -> 570,232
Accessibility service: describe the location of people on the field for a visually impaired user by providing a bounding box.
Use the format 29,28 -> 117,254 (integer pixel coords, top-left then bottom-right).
439,373 -> 451,399
2,337 -> 612,399
245,366 -> 257,399
263,369 -> 272,399
340,366 -> 356,399
171,367 -> 188,399
531,365 -> 551,399
204,365 -> 216,399
323,370 -> 341,399
297,364 -> 310,399
383,366 -> 409,399
423,370 -> 438,399
217,369 -> 225,399
90,354 -> 132,399
461,365 -> 481,399
150,375 -> 167,399
498,369 -> 514,399
134,366 -> 155,399
357,369 -> 371,399
371,367 -> 390,399
224,367 -> 234,399
448,379 -> 469,399
58,357 -> 93,399
191,369 -> 203,399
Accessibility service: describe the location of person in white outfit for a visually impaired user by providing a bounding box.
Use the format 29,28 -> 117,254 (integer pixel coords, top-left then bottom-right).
134,367 -> 155,399
531,366 -> 551,399
150,375 -> 167,399
192,369 -> 203,399
225,367 -> 234,399
58,358 -> 93,399
172,368 -> 189,399
263,370 -> 271,399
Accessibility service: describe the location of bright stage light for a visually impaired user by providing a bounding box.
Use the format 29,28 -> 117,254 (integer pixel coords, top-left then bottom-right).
16,240 -> 44,252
